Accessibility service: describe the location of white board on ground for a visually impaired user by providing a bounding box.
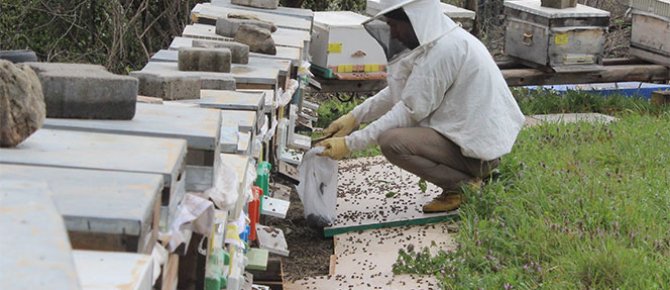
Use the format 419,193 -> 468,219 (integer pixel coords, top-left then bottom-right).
256,224 -> 289,256
333,224 -> 456,275
0,181 -> 81,290
325,157 -> 456,233
73,250 -> 153,290
261,195 -> 290,218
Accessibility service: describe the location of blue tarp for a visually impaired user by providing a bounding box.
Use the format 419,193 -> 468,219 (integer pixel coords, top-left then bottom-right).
526,82 -> 670,99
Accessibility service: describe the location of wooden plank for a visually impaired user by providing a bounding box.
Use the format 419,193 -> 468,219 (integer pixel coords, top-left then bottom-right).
0,181 -> 81,290
191,3 -> 312,31
0,164 -> 161,253
73,250 -> 153,290
323,157 -> 459,237
503,64 -> 670,87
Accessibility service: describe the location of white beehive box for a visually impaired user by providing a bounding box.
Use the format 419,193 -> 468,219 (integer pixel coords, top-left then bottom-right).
310,11 -> 387,77
366,0 -> 476,31
629,0 -> 670,66
504,0 -> 610,72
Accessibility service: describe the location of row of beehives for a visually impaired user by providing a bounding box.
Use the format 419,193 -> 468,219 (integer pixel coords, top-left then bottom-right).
0,0 -> 318,289
309,0 -> 669,79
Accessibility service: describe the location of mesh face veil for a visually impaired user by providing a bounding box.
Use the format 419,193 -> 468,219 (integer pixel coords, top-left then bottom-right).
363,16 -> 411,62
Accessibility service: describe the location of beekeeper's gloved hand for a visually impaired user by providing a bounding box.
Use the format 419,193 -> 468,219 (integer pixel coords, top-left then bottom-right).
323,113 -> 358,137
317,137 -> 350,160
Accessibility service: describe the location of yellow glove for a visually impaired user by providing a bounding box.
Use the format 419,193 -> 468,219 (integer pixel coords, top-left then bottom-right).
317,137 -> 350,160
323,113 -> 358,137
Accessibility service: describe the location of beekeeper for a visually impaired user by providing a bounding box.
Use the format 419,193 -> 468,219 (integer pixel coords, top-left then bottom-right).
317,0 -> 525,213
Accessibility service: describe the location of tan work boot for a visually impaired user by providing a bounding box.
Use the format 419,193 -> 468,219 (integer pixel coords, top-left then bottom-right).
422,179 -> 482,213
422,192 -> 462,213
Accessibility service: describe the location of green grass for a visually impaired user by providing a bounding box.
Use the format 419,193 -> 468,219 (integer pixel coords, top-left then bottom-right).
392,111 -> 670,289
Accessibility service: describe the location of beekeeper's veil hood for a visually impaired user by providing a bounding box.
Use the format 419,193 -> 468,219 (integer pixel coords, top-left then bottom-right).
363,0 -> 458,62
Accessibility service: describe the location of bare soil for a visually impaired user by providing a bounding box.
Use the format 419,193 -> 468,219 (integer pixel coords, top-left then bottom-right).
262,178 -> 334,282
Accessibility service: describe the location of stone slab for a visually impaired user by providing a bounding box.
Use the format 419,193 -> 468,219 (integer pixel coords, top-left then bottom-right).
170,36 -> 301,64
25,62 -> 138,120
0,180 -> 81,290
44,103 -> 221,151
73,250 -> 153,290
192,3 -> 311,31
178,47 -> 232,73
541,0 -> 577,9
0,164 -> 161,253
323,157 -> 458,237
528,113 -> 617,126
130,71 -> 201,100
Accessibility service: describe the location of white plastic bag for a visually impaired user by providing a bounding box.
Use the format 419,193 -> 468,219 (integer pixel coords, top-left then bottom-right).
296,147 -> 338,227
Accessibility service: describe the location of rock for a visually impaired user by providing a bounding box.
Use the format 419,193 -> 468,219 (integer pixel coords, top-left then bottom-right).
130,72 -> 201,100
231,0 -> 279,9
25,62 -> 137,120
234,24 -> 277,55
0,60 -> 46,147
137,62 -> 237,91
227,13 -> 277,32
215,17 -> 276,38
192,39 -> 250,64
178,47 -> 232,73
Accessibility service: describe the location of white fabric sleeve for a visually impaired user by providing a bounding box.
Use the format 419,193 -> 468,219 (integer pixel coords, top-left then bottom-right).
350,87 -> 395,123
345,101 -> 416,151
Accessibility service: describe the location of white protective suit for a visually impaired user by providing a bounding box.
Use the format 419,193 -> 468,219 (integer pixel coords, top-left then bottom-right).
346,0 -> 525,161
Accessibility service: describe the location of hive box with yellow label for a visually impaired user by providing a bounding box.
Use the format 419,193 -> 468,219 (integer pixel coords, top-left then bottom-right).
310,11 -> 387,78
504,0 -> 610,72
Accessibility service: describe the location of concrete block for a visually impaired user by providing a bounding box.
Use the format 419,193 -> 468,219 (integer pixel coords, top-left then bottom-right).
193,39 -> 250,64
541,0 -> 577,9
25,62 -> 137,120
178,47 -> 232,73
215,17 -> 275,38
231,0 -> 279,9
130,72 -> 201,100
234,24 -> 277,55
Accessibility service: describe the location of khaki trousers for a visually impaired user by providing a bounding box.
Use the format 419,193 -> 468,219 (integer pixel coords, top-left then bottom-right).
378,127 -> 499,192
